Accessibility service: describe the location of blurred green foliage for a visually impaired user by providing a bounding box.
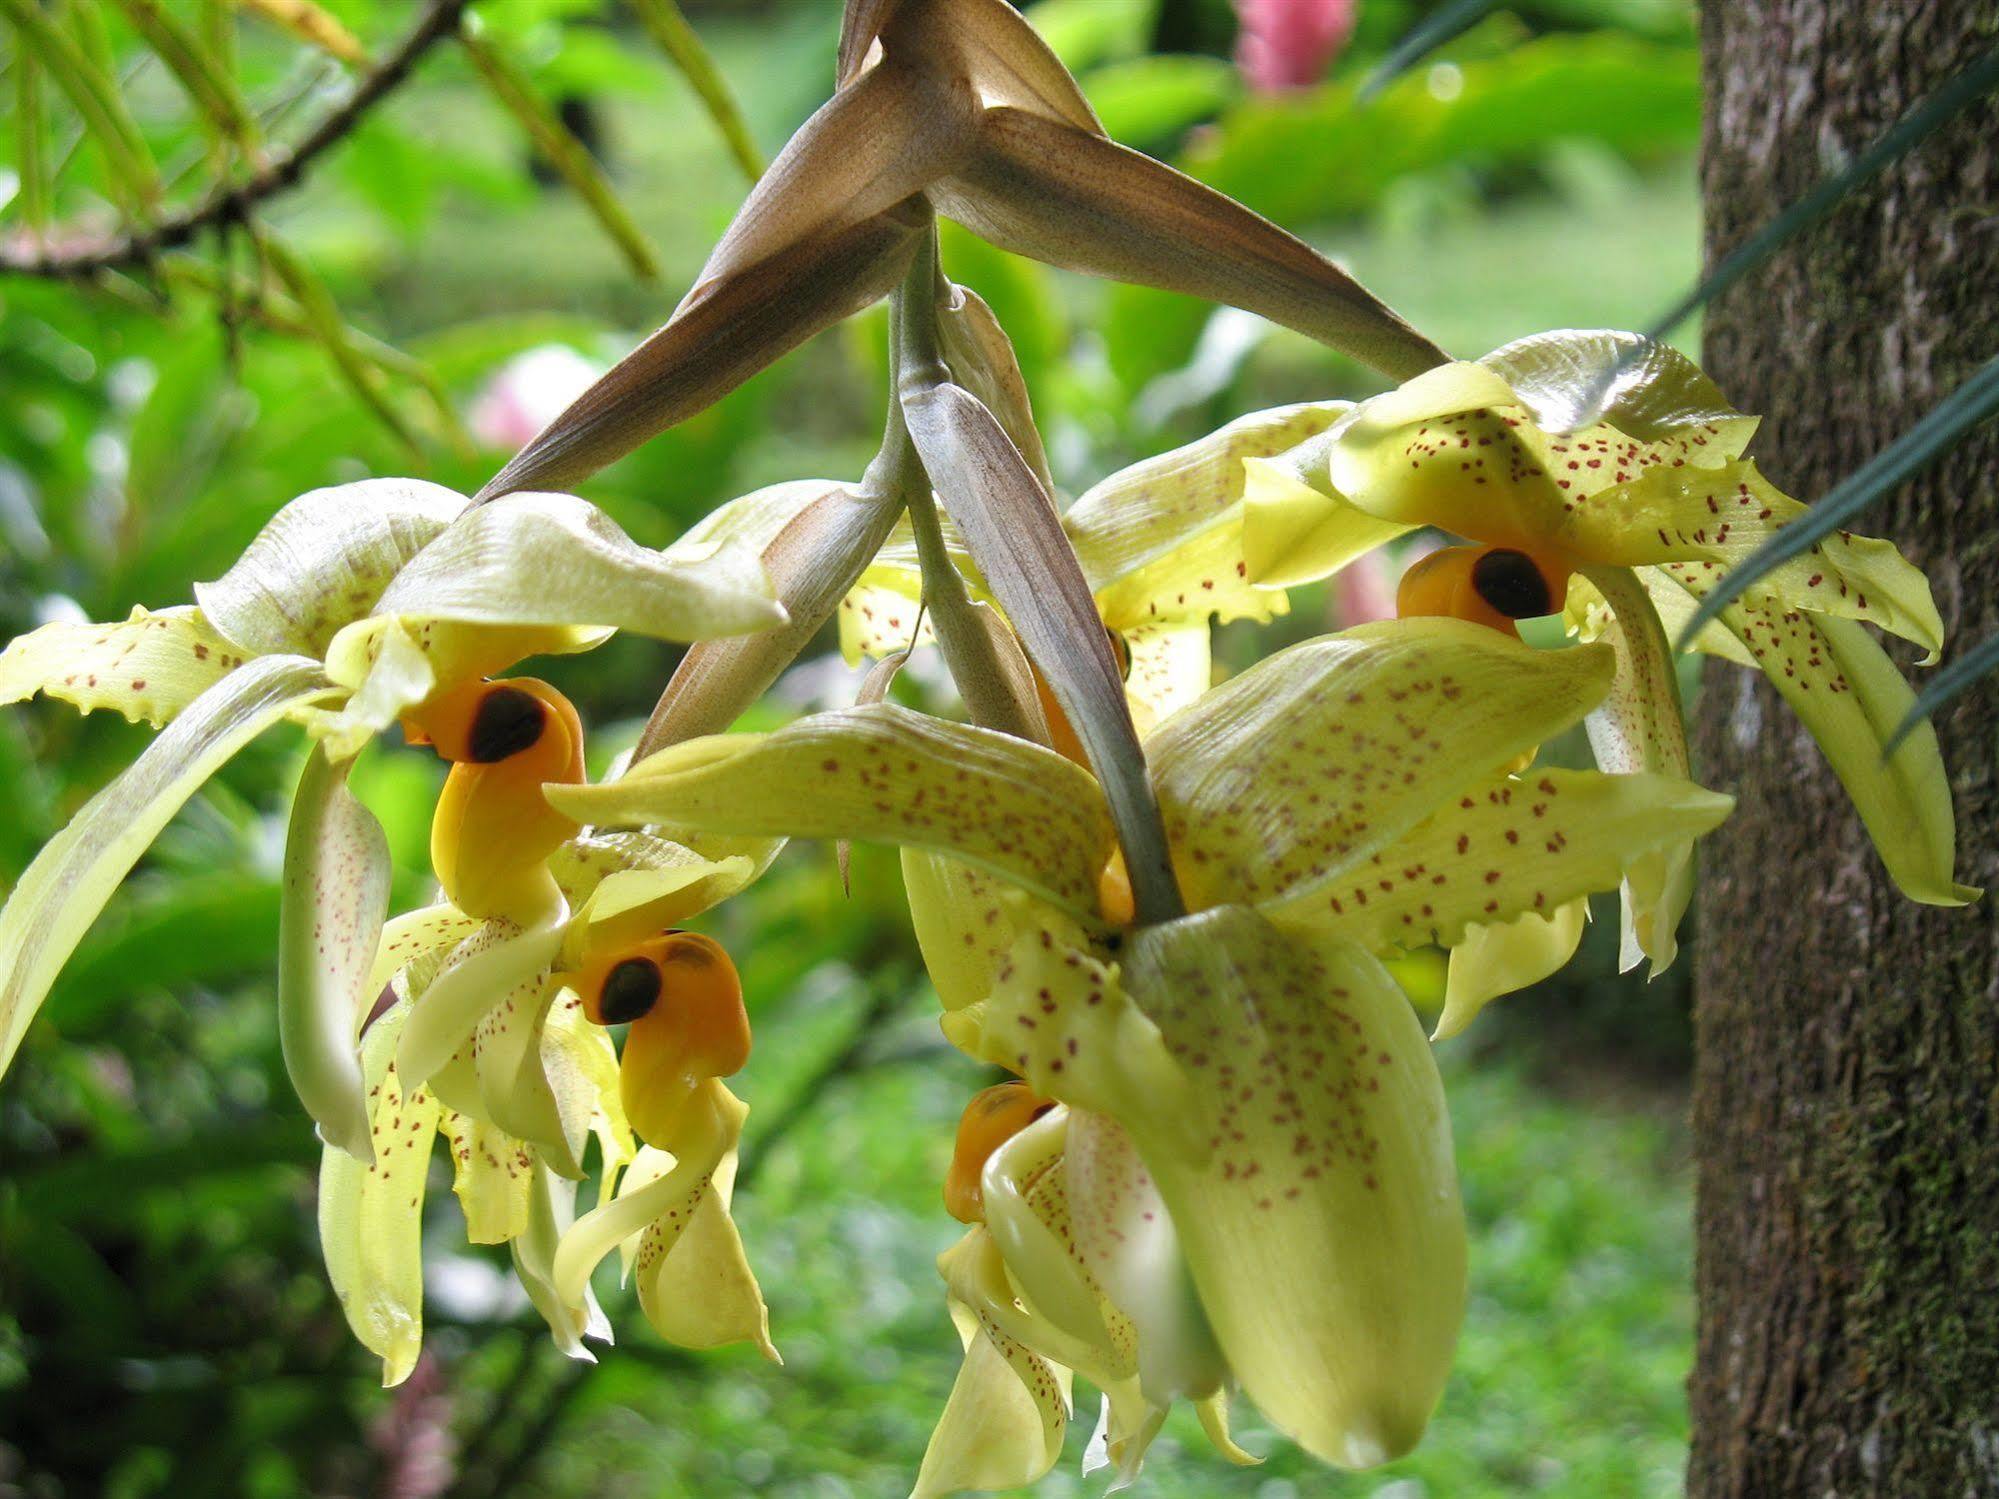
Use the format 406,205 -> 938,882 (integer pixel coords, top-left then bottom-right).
1,0 -> 1704,1493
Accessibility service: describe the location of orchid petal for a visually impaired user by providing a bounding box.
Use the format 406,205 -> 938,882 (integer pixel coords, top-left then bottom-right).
1570,567 -> 1695,973
951,898 -> 1194,1156
551,705 -> 1115,923
0,655 -> 335,1079
550,1079 -> 746,1332
366,903 -> 484,997
195,479 -> 466,657
1325,362 -> 1565,544
1239,454 -> 1411,591
553,835 -> 764,957
1557,462 -> 1943,660
902,848 -> 1018,1015
1063,1109 -> 1227,1408
512,1161 -> 611,1359
1119,909 -> 1463,1468
0,605 -> 239,727
1656,565 -> 1976,905
1122,621 -> 1210,735
1266,767 -> 1732,955
1479,329 -> 1758,454
664,479 -> 847,564
1435,898 -> 1588,1041
1147,620 -> 1613,911
633,1146 -> 776,1360
468,969 -> 588,1179
280,746 -> 392,1162
1064,401 -> 1351,630
396,915 -> 566,1092
913,1242 -> 1068,1499
439,1110 -> 533,1244
318,999 -> 438,1387
366,491 -> 785,645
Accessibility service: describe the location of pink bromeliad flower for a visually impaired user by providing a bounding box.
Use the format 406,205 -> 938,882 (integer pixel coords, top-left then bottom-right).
1234,0 -> 1357,92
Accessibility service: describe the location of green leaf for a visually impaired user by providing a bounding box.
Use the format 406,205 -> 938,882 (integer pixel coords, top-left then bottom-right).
628,0 -> 764,182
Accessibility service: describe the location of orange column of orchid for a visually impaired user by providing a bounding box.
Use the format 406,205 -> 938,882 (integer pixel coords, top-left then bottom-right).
405,678 -> 585,922
572,932 -> 753,1147
944,1080 -> 1055,1224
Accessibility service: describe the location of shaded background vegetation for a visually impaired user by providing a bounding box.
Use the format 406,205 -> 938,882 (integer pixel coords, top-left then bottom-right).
1,1 -> 1711,1494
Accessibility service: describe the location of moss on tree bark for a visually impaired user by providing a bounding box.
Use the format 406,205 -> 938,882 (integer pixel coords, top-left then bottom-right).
1691,4 -> 1999,1494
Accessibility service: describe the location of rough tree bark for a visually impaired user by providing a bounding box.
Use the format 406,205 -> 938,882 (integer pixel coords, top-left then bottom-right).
1692,5 -> 1999,1496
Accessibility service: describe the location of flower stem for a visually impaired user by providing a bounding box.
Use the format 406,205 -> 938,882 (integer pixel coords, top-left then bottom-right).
890,220 -> 1186,925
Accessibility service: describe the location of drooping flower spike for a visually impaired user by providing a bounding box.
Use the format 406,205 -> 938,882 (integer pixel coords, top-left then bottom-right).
554,617 -> 1735,1470
0,479 -> 784,1159
1238,330 -> 1977,1014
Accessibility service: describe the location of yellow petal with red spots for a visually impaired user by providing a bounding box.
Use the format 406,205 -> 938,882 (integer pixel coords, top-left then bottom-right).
1066,401 -> 1350,633
1653,564 -> 1977,906
1266,767 -> 1732,956
318,997 -> 438,1388
0,605 -> 240,728
550,705 -> 1116,925
1147,619 -> 1614,912
1435,898 -> 1589,1040
1554,461 -> 1943,661
1119,908 -> 1462,1469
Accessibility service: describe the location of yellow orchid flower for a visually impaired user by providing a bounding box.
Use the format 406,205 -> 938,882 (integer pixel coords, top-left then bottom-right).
322,817 -> 778,1384
828,398 -> 1364,733
0,478 -> 783,1162
1240,329 -> 1977,1025
552,616 -> 1735,1472
916,1084 -> 1253,1497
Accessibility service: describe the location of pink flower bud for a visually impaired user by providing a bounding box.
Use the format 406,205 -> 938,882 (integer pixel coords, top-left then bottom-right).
1234,0 -> 1357,92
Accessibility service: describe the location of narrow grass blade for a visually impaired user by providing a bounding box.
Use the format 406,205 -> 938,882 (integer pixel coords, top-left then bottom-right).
1890,630 -> 1999,752
627,0 -> 763,182
459,19 -> 662,281
15,29 -> 48,232
0,0 -> 161,208
1358,0 -> 1499,102
109,0 -> 259,151
238,0 -> 368,65
259,233 -> 424,455
1679,353 -> 1999,647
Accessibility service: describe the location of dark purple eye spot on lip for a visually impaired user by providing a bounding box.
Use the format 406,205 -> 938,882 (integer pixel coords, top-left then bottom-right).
469,685 -> 547,762
1470,549 -> 1553,618
599,957 -> 663,1024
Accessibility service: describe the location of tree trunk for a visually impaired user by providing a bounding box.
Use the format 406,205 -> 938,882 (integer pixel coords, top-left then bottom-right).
1691,5 -> 1999,1496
